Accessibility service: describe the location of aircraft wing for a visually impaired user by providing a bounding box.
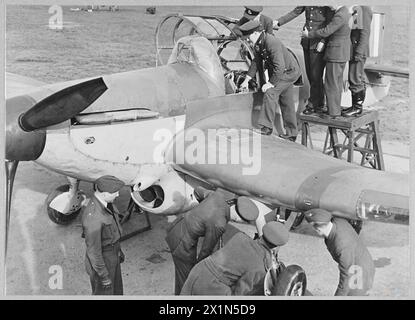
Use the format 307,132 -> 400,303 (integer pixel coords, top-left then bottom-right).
165,92 -> 409,223
364,63 -> 409,78
6,72 -> 47,98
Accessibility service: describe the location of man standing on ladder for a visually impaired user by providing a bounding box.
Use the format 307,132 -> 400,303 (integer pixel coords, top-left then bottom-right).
342,6 -> 373,117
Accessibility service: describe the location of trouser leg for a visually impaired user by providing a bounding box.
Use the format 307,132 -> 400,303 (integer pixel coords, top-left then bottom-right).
279,84 -> 298,137
173,256 -> 195,295
303,49 -> 312,106
348,58 -> 366,94
325,62 -> 346,116
113,253 -> 123,295
304,49 -> 326,108
89,248 -> 122,295
90,273 -> 100,295
258,87 -> 281,130
258,81 -> 293,131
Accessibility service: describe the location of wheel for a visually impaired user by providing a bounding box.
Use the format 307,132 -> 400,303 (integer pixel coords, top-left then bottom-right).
45,184 -> 82,225
273,264 -> 307,296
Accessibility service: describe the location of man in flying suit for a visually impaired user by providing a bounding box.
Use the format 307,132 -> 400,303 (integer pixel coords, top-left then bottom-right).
165,187 -> 259,295
233,6 -> 274,36
342,6 -> 373,117
305,209 -> 375,296
239,20 -> 301,141
180,221 -> 289,296
81,175 -> 125,295
302,6 -> 352,117
274,6 -> 335,114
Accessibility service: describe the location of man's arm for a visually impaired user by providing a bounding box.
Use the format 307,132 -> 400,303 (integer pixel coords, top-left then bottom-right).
334,248 -> 355,296
355,7 -> 373,57
267,40 -> 286,85
236,16 -> 249,26
323,6 -> 336,27
308,9 -> 347,39
198,225 -> 225,262
276,7 -> 305,26
84,218 -> 110,279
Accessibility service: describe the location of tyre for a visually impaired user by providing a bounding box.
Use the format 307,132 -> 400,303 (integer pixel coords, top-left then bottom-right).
273,264 -> 307,296
46,184 -> 82,225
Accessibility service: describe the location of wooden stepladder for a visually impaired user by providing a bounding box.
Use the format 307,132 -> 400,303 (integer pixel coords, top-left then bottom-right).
300,110 -> 385,170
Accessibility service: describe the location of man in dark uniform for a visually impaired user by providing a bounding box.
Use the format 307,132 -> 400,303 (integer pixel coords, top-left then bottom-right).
180,221 -> 289,295
305,209 -> 375,296
165,187 -> 259,295
233,6 -> 274,36
343,6 -> 373,117
239,20 -> 301,141
81,175 -> 125,295
302,6 -> 352,118
274,6 -> 335,114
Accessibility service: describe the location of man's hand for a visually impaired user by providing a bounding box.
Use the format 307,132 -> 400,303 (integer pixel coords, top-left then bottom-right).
261,82 -> 274,93
273,20 -> 280,30
239,75 -> 252,92
301,28 -> 309,38
100,276 -> 112,290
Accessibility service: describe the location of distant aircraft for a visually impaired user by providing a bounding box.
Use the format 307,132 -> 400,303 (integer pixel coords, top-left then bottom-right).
5,13 -> 409,260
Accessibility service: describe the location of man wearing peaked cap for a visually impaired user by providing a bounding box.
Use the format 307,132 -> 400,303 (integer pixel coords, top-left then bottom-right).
81,175 -> 125,295
234,196 -> 260,222
180,221 -> 289,295
262,221 -> 289,248
233,6 -> 274,36
96,175 -> 125,193
343,6 -> 373,117
305,208 -> 332,225
239,18 -> 301,141
243,6 -> 263,19
165,187 -> 237,295
305,208 -> 375,296
301,6 -> 352,118
274,6 -> 335,115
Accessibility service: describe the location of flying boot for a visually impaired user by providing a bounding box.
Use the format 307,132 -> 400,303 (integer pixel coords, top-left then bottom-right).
342,90 -> 365,117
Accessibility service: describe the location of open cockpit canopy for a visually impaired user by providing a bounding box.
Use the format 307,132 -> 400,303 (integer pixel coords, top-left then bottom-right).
156,14 -> 239,65
155,14 -> 257,93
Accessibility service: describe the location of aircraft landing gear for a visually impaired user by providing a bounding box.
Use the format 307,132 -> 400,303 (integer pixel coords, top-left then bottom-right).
277,208 -> 305,231
264,261 -> 307,296
46,178 -> 86,225
119,198 -> 152,242
273,264 -> 307,296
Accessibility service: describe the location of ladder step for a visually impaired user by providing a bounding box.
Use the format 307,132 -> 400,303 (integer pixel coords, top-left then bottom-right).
300,110 -> 384,170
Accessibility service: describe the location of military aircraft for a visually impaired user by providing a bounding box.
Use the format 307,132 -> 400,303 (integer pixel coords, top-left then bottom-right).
5,12 -> 409,274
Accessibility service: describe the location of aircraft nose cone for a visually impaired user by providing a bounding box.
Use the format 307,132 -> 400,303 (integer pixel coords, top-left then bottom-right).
6,95 -> 46,161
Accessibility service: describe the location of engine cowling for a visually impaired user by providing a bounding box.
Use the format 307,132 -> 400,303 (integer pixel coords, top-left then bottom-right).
130,171 -> 199,215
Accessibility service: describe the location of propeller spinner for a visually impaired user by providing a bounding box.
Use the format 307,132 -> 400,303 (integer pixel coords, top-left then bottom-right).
4,77 -> 108,258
